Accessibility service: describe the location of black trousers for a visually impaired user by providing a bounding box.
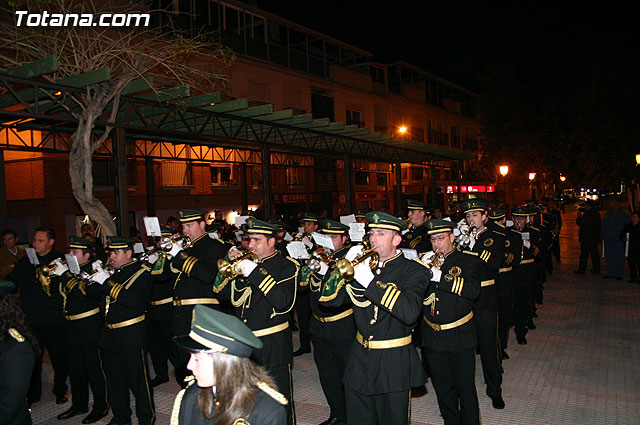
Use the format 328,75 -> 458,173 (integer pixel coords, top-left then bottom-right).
629,248 -> 640,280
66,339 -> 108,413
101,347 -> 155,425
295,292 -> 312,350
344,386 -> 411,425
578,241 -> 600,272
497,293 -> 514,351
29,322 -> 68,402
424,347 -> 480,425
513,271 -> 535,339
147,304 -> 181,381
474,308 -> 502,398
267,363 -> 295,425
312,336 -> 351,421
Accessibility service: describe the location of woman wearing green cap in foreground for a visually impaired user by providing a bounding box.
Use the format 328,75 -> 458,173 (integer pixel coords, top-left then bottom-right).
171,305 -> 287,425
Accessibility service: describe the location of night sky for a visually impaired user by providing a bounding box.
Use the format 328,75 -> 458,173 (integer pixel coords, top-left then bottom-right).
255,1 -> 634,92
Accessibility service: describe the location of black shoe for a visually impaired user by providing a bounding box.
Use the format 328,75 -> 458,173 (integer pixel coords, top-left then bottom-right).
501,350 -> 509,360
517,337 -> 527,345
319,418 -> 345,425
82,409 -> 109,424
591,270 -> 600,274
150,376 -> 169,387
57,406 -> 88,420
628,280 -> 638,283
616,277 -> 622,281
411,385 -> 428,398
527,320 -> 536,330
491,396 -> 505,409
293,346 -> 311,357
574,270 -> 585,274
603,275 -> 614,279
56,394 -> 69,404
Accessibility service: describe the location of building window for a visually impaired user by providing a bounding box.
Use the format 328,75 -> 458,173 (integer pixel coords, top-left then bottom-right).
346,109 -> 364,128
413,127 -> 424,142
354,171 -> 369,185
211,165 -> 232,185
376,172 -> 387,186
92,159 -> 135,187
161,161 -> 192,186
412,167 -> 423,181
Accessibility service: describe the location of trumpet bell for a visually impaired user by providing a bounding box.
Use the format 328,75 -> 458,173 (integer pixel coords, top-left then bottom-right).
217,250 -> 258,279
335,248 -> 379,280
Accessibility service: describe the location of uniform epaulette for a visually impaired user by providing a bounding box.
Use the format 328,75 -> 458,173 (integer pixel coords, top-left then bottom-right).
463,250 -> 478,256
286,256 -> 300,267
257,381 -> 288,405
8,327 -> 25,342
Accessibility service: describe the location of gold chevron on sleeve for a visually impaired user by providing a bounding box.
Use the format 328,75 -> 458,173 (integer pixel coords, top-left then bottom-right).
387,289 -> 401,311
381,286 -> 395,307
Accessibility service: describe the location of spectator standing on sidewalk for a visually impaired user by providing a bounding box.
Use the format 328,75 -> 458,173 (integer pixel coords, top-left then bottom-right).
575,200 -> 601,274
622,211 -> 640,283
601,200 -> 630,280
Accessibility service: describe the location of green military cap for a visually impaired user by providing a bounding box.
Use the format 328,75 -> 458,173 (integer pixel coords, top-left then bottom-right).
319,219 -> 349,235
461,198 -> 490,214
0,280 -> 17,296
177,209 -> 205,223
488,208 -> 507,220
244,217 -> 279,235
366,211 -> 408,232
300,212 -> 320,223
160,225 -> 174,236
426,219 -> 456,235
106,236 -> 135,250
69,235 -> 94,250
267,217 -> 288,231
511,206 -> 530,217
174,305 -> 263,357
354,208 -> 372,219
407,199 -> 429,211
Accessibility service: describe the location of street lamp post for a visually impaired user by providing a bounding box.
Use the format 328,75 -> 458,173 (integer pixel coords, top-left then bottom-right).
499,165 -> 509,205
529,172 -> 536,200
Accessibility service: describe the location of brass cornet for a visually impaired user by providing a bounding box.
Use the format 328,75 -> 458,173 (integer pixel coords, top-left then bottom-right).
293,231 -> 311,241
335,247 -> 379,280
306,247 -> 333,272
39,258 -> 67,278
217,249 -> 259,279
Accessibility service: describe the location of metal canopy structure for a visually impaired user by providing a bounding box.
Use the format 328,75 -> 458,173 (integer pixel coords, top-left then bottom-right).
0,59 -> 474,164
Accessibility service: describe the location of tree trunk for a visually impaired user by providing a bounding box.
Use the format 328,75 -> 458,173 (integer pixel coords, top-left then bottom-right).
69,108 -> 117,236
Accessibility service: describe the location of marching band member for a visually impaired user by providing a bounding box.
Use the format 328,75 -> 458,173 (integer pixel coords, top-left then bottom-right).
420,219 -> 481,425
461,199 -> 506,409
214,218 -> 299,425
320,212 -> 428,425
400,199 -> 433,255
308,219 -> 354,425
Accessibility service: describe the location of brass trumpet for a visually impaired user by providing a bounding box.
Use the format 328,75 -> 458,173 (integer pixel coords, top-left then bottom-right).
306,247 -> 333,272
293,231 -> 311,241
39,258 -> 67,278
335,247 -> 379,280
217,249 -> 259,279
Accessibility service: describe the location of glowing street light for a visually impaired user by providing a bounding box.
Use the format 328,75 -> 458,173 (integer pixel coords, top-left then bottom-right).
528,172 -> 536,181
499,165 -> 509,177
636,153 -> 640,165
560,175 -> 566,182
398,126 -> 408,134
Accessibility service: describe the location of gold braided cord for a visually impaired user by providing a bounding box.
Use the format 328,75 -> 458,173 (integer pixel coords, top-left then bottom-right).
231,279 -> 252,308
346,283 -> 371,308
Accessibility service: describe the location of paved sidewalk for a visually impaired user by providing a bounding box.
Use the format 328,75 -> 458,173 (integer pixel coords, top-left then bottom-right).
31,207 -> 640,424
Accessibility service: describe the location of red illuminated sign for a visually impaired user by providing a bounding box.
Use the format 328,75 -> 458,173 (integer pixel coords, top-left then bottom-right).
446,185 -> 495,194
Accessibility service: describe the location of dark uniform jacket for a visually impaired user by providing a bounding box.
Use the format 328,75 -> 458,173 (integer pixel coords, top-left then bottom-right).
487,221 -> 522,297
308,244 -> 356,339
58,260 -> 103,343
321,251 -> 428,395
469,227 -> 505,310
400,223 -> 432,255
577,208 -> 601,243
7,250 -> 65,328
172,379 -> 287,425
155,234 -> 228,335
214,251 -> 299,368
87,260 -> 152,352
0,328 -> 36,425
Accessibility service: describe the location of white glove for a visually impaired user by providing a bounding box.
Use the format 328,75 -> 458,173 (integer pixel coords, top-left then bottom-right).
147,252 -> 159,264
52,259 -> 68,276
353,258 -> 374,288
91,269 -> 111,285
523,240 -> 531,249
236,259 -> 257,277
167,244 -> 183,259
468,236 -> 476,250
318,261 -> 329,276
431,267 -> 442,282
345,245 -> 364,262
